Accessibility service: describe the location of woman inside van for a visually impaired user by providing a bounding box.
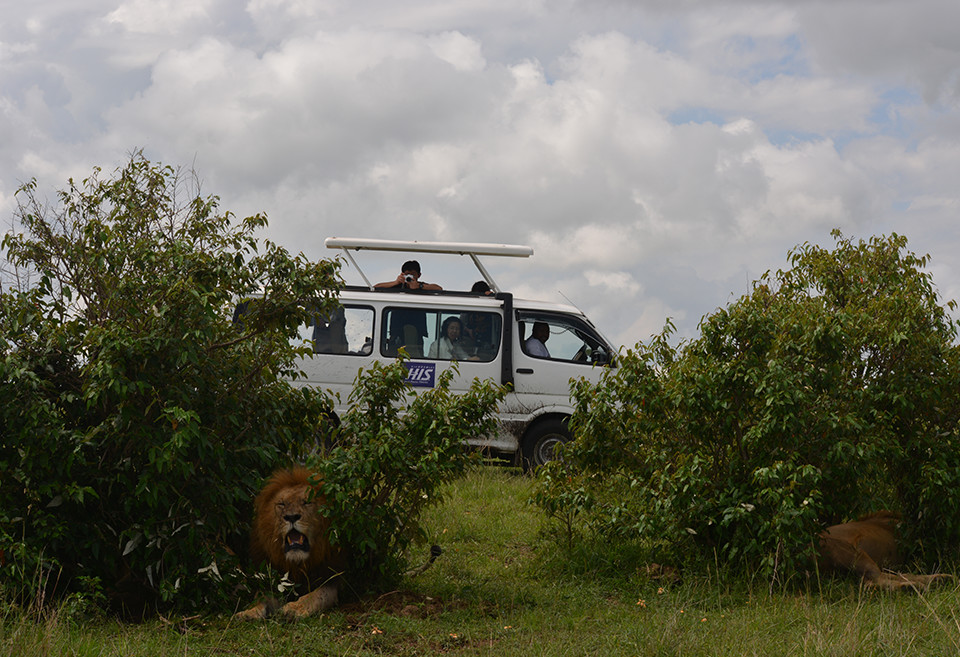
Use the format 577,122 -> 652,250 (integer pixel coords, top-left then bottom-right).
429,316 -> 473,361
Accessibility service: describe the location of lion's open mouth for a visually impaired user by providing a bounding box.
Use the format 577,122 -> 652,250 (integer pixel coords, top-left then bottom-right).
284,529 -> 311,554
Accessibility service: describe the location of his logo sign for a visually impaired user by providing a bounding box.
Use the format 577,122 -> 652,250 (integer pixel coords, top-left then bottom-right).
404,362 -> 435,388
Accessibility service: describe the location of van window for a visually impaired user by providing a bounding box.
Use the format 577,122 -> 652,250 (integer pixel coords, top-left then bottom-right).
517,311 -> 614,366
300,305 -> 374,355
382,307 -> 501,363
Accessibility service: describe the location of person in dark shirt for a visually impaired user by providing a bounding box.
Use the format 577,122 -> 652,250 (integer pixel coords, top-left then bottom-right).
375,260 -> 442,291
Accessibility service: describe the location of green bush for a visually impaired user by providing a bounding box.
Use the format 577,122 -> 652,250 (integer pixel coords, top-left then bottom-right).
535,230 -> 960,583
0,154 -> 342,613
312,359 -> 506,594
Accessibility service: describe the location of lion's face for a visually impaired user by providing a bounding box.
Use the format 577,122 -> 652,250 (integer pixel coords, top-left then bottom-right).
271,483 -> 320,565
250,467 -> 341,582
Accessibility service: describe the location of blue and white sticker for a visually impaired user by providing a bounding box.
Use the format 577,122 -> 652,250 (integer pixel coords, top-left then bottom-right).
404,361 -> 436,388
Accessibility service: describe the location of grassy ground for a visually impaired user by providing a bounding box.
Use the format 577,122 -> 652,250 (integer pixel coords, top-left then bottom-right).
3,466 -> 960,656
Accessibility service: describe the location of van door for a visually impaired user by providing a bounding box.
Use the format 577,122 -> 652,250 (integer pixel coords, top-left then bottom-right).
509,310 -> 615,412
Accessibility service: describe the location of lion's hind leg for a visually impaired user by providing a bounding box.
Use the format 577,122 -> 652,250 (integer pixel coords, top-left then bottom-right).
868,572 -> 955,593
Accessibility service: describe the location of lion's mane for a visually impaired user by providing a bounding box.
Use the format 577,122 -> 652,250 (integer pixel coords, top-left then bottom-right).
249,466 -> 344,589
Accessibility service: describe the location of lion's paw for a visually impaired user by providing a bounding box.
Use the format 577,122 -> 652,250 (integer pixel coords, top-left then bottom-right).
234,597 -> 281,620
278,585 -> 339,621
279,601 -> 312,620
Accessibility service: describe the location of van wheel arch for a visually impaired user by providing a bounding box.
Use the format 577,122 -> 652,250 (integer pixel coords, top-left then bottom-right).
520,416 -> 572,472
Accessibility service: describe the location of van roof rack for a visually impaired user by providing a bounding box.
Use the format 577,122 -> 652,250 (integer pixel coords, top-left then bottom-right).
325,237 -> 533,292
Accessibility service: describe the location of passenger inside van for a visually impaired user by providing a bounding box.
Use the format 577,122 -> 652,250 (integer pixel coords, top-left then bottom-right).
524,321 -> 551,359
471,280 -> 493,295
428,317 -> 473,361
312,307 -> 347,354
461,310 -> 497,359
387,308 -> 428,357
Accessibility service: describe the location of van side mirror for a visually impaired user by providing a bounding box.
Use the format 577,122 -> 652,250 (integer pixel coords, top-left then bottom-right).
590,347 -> 611,365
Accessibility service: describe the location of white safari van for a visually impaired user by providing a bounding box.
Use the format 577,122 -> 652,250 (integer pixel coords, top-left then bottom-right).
294,237 -> 617,469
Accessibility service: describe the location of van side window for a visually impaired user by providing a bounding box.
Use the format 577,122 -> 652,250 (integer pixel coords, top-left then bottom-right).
301,305 -> 374,355
382,307 -> 501,362
517,312 -> 614,366
460,310 -> 502,362
384,308 -> 429,358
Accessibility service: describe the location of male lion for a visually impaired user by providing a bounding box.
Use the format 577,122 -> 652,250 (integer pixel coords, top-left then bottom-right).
235,466 -> 346,620
817,511 -> 951,592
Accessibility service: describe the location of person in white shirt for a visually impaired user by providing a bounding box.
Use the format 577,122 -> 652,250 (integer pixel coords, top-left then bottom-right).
525,322 -> 551,358
429,317 -> 471,361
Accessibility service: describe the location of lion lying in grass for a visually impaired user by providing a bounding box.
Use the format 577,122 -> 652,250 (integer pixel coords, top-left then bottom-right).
235,466 -> 443,621
817,511 -> 951,592
235,466 -> 346,620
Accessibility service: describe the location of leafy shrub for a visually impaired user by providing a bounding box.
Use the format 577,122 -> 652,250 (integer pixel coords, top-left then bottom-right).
535,231 -> 960,583
312,359 -> 506,593
0,154 -> 342,613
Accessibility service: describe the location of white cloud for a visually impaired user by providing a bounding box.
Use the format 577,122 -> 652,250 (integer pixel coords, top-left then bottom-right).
584,269 -> 643,296
797,0 -> 960,103
105,0 -> 216,34
2,0 -> 959,347
529,224 -> 644,270
427,31 -> 486,72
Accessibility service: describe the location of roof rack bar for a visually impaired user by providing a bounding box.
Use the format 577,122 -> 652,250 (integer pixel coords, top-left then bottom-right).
325,237 -> 533,293
325,237 -> 533,258
339,248 -> 374,290
470,253 -> 500,292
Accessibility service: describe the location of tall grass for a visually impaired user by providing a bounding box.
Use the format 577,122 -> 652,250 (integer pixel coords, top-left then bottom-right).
3,466 -> 960,656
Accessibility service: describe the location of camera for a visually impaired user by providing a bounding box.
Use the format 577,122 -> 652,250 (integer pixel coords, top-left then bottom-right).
404,274 -> 415,283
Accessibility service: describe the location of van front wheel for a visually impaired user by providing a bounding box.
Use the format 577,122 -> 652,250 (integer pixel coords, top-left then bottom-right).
521,418 -> 571,471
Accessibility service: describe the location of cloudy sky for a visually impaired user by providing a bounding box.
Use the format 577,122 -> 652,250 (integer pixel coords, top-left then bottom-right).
3,0 -> 959,347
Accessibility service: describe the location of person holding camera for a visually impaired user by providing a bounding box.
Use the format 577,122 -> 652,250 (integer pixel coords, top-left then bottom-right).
375,260 -> 443,291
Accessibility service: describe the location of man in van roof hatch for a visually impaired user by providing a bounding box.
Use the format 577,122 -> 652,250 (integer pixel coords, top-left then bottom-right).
375,260 -> 442,291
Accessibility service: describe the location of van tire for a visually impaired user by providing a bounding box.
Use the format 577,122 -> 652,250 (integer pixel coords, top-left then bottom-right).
521,418 -> 571,472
